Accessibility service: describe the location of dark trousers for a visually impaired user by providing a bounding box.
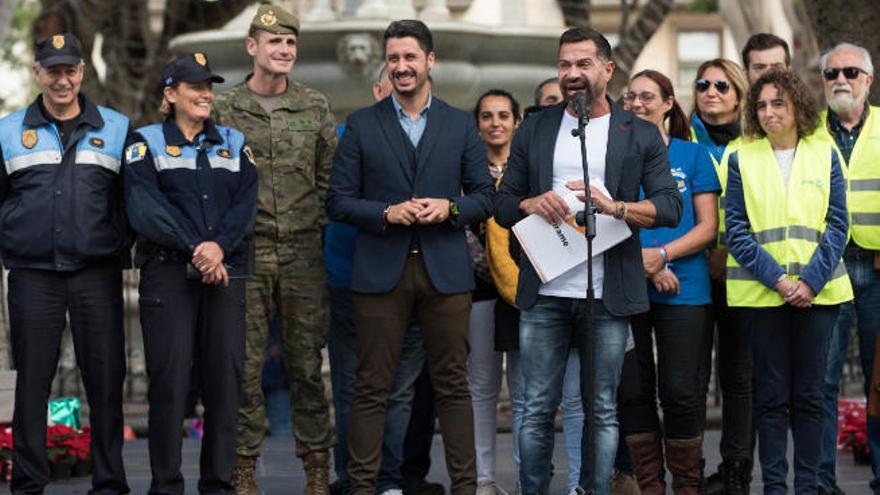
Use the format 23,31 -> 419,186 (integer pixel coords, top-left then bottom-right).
9,263 -> 128,495
624,304 -> 712,439
348,254 -> 476,495
711,280 -> 755,464
401,362 -> 437,481
744,304 -> 839,495
138,259 -> 246,495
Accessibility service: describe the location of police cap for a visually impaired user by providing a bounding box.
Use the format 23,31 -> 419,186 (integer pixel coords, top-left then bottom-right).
35,33 -> 83,67
161,53 -> 225,89
250,4 -> 299,36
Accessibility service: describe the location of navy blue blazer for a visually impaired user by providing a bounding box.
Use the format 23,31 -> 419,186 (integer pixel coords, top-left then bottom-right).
326,96 -> 495,294
495,99 -> 683,315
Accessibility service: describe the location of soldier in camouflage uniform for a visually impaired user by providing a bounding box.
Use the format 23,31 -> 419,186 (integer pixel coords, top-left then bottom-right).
211,5 -> 336,495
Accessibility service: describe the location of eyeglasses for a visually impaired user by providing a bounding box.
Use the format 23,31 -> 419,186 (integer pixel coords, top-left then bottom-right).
822,66 -> 868,81
622,91 -> 658,104
695,79 -> 731,94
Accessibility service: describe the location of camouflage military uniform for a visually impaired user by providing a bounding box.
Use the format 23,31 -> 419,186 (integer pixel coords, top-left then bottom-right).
212,79 -> 337,458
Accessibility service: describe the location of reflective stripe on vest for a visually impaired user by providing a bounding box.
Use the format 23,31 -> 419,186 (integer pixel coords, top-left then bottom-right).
820,107 -> 880,249
725,134 -> 853,307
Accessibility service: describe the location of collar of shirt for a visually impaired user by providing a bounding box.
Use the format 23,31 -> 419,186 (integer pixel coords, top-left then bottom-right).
391,91 -> 431,147
162,117 -> 223,148
828,102 -> 868,137
24,93 -> 101,130
828,102 -> 868,163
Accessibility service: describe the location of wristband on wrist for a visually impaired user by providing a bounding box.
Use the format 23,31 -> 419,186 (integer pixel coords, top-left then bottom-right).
382,204 -> 392,227
613,201 -> 627,220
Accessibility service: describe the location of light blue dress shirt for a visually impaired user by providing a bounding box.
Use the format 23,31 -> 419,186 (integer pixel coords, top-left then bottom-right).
391,92 -> 432,147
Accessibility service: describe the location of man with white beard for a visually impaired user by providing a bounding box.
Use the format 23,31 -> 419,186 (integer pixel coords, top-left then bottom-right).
817,42 -> 880,495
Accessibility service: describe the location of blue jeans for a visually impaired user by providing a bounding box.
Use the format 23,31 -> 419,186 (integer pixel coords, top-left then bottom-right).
519,296 -> 628,495
561,350 -> 584,492
819,246 -> 880,493
326,286 -> 426,492
746,305 -> 839,495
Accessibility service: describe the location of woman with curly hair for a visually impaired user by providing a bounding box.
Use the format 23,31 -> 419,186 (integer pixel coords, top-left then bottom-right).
725,69 -> 853,494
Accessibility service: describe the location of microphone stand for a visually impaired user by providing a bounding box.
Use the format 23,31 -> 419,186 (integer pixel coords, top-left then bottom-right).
571,105 -> 597,495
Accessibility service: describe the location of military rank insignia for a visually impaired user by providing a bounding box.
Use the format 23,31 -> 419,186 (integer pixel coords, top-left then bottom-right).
125,142 -> 147,163
194,52 -> 207,66
243,145 -> 255,165
261,10 -> 277,26
21,129 -> 37,149
165,145 -> 181,157
217,148 -> 231,158
89,137 -> 105,148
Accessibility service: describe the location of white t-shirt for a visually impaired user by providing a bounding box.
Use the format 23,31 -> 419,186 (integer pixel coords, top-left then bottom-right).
773,147 -> 796,188
539,110 -> 611,300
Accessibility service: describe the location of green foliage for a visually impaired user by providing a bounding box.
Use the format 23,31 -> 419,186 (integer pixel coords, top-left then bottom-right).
686,0 -> 718,13
1,0 -> 40,113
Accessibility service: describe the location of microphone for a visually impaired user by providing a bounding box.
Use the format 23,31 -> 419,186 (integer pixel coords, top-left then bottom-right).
572,90 -> 592,119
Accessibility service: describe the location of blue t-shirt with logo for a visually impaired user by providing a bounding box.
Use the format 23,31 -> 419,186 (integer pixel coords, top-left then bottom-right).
640,138 -> 720,306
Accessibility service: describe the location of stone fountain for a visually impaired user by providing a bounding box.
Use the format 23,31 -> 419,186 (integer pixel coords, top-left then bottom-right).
171,0 -> 568,118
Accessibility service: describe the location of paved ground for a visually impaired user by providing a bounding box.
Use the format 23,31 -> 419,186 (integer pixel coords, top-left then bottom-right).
42,430 -> 876,494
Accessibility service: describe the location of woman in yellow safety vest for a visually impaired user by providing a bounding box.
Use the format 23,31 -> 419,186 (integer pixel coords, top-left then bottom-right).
724,69 -> 852,495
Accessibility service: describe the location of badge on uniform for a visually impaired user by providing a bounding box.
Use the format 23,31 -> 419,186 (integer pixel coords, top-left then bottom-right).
165,145 -> 181,157
260,10 -> 277,26
21,129 -> 37,149
89,137 -> 105,148
243,145 -> 256,165
52,35 -> 65,50
194,52 -> 207,66
125,142 -> 147,163
217,148 -> 231,158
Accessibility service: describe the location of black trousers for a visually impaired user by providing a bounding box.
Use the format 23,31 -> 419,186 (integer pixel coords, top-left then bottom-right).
138,258 -> 246,495
9,262 -> 128,495
622,304 -> 712,439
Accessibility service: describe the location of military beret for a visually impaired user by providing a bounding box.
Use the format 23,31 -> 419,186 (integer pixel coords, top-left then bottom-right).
162,53 -> 224,89
250,4 -> 299,36
35,33 -> 83,67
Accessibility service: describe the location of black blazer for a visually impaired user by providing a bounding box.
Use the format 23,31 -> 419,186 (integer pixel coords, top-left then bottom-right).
495,99 -> 682,315
326,96 -> 495,294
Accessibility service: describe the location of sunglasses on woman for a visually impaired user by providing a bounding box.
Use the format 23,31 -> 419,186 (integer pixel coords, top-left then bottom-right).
695,79 -> 731,94
822,66 -> 869,81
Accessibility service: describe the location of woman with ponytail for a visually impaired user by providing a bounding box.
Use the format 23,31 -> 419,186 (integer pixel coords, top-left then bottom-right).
618,70 -> 720,494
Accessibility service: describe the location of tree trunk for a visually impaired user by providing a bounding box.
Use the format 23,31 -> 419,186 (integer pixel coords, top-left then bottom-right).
36,0 -> 254,127
803,0 -> 880,105
609,0 -> 674,96
0,0 -> 17,48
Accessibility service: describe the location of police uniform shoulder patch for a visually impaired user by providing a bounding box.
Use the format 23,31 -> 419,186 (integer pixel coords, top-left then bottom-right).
125,142 -> 147,163
89,137 -> 105,148
243,145 -> 255,165
217,148 -> 231,158
52,35 -> 65,50
165,145 -> 181,157
21,129 -> 37,149
194,52 -> 207,66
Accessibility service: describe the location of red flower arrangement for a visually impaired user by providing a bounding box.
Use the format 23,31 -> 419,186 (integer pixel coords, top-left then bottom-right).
0,424 -> 92,484
838,398 -> 871,465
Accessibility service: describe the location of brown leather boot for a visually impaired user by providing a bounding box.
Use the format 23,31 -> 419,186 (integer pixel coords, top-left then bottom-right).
625,432 -> 666,495
303,450 -> 331,495
664,436 -> 702,495
232,455 -> 258,495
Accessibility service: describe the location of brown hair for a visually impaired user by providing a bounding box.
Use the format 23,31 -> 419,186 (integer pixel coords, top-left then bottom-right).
630,69 -> 690,141
159,83 -> 180,118
744,69 -> 819,139
690,58 -> 749,123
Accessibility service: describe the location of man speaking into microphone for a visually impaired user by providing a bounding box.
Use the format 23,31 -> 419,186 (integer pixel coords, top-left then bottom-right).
494,27 -> 681,494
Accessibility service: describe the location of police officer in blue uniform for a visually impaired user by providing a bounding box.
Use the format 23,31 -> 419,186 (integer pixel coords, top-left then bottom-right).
0,33 -> 131,494
123,53 -> 258,494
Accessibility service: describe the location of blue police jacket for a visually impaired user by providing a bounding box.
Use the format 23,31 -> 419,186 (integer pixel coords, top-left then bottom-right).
0,95 -> 131,271
123,118 -> 258,267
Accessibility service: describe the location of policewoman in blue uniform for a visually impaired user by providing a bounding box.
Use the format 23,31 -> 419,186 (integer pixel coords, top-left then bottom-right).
0,33 -> 131,495
725,69 -> 852,494
123,53 -> 258,494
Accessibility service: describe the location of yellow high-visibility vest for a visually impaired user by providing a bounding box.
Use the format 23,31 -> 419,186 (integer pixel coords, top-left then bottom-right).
725,134 -> 853,307
690,127 -> 743,248
819,106 -> 880,249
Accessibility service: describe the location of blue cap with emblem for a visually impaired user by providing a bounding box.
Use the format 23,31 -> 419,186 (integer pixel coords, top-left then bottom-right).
161,52 -> 225,89
34,33 -> 84,67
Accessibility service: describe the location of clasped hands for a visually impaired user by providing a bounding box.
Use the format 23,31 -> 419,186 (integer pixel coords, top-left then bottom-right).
775,276 -> 815,308
193,241 -> 228,286
518,180 -> 615,224
386,198 -> 450,226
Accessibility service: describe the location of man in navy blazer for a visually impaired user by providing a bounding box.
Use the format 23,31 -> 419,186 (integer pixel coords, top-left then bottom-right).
494,27 -> 682,494
326,19 -> 494,495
